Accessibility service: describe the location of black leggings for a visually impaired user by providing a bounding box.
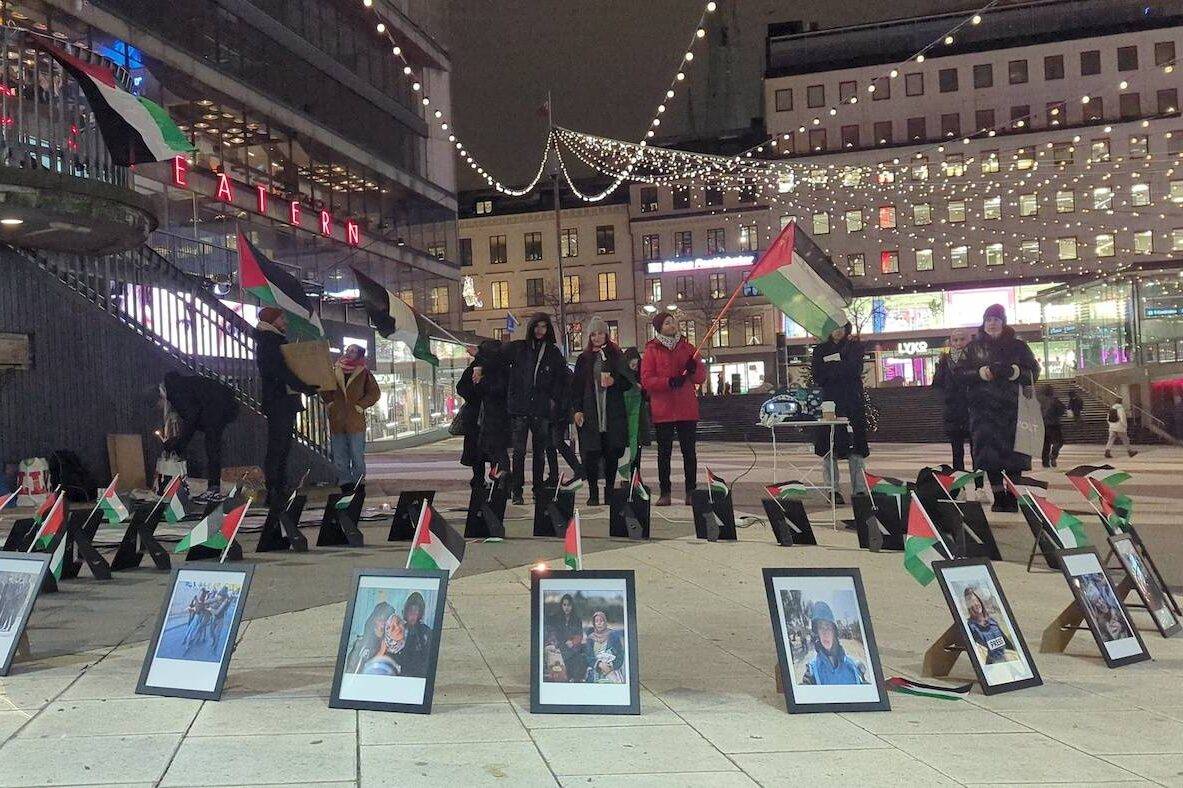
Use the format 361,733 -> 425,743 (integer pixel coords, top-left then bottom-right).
655,420 -> 697,495
582,441 -> 624,496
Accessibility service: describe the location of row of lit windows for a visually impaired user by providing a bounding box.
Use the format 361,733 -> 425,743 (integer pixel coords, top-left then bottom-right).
485,272 -> 620,310
639,226 -> 760,261
643,275 -> 761,304
460,225 -> 618,266
395,285 -> 450,315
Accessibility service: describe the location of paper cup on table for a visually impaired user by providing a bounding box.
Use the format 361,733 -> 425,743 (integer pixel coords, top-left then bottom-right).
820,401 -> 836,420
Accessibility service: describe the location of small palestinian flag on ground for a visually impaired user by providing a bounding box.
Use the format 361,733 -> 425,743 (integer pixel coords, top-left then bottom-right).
904,497 -> 953,586
487,464 -> 505,484
564,511 -> 582,570
766,480 -> 809,502
33,490 -> 59,527
335,485 -> 361,510
706,468 -> 730,499
238,231 -> 324,340
0,489 -> 20,511
557,474 -> 585,494
863,470 -> 909,497
1004,475 -> 1088,549
28,494 -> 66,552
1089,477 -> 1134,533
407,502 -> 465,577
628,468 -> 650,502
352,266 -> 439,366
1065,464 -> 1131,498
886,676 -> 972,701
97,476 -> 130,524
47,525 -> 70,581
174,502 -> 249,553
161,475 -> 189,523
928,467 -> 982,499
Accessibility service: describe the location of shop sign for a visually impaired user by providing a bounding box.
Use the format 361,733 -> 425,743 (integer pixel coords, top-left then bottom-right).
1146,305 -> 1183,318
894,340 -> 929,355
646,254 -> 754,274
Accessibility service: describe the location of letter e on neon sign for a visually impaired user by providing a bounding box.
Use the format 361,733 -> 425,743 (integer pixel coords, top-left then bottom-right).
171,155 -> 188,188
345,219 -> 360,247
289,200 -> 301,226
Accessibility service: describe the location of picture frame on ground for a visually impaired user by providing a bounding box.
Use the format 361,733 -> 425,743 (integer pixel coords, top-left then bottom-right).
0,551 -> 51,675
530,569 -> 640,715
763,567 -> 890,713
136,563 -> 254,700
1057,547 -> 1150,668
1109,535 -> 1181,638
330,568 -> 449,714
933,558 -> 1042,694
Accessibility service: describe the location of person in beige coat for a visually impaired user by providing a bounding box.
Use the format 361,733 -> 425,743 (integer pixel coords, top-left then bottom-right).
321,344 -> 381,491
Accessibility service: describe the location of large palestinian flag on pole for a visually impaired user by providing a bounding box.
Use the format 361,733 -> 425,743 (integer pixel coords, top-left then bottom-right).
40,44 -> 193,166
351,267 -> 439,366
407,502 -> 465,576
904,497 -> 953,586
747,221 -> 853,340
238,231 -> 324,340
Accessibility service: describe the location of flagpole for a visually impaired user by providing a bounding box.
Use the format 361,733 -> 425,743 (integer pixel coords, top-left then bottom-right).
219,500 -> 248,563
548,92 -> 568,358
694,272 -> 749,356
406,500 -> 428,569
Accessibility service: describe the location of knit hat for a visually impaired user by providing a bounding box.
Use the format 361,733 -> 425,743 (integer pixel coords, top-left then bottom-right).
983,303 -> 1007,324
258,306 -> 284,324
586,315 -> 607,340
651,312 -> 674,333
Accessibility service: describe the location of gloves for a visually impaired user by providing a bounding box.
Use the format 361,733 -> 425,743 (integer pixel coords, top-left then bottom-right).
669,376 -> 686,389
988,362 -> 1011,380
685,358 -> 697,373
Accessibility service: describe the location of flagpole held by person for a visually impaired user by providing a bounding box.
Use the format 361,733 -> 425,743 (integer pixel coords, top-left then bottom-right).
641,313 -> 707,506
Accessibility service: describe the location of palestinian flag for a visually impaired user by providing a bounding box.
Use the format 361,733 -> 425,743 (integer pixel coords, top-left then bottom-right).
557,474 -> 585,494
407,503 -> 465,577
335,488 -> 358,510
352,267 -> 439,366
863,471 -> 909,497
747,221 -> 852,339
487,464 -> 505,484
628,468 -> 650,502
706,468 -> 730,498
886,677 -> 972,701
33,490 -> 59,526
47,527 -> 70,581
238,231 -> 324,340
0,489 -> 19,511
1065,464 -> 1131,499
929,468 -> 983,498
564,512 -> 582,570
28,494 -> 66,552
766,480 -> 809,502
1004,475 -> 1088,548
904,497 -> 952,586
174,502 -> 249,553
40,44 -> 193,166
97,476 -> 130,524
161,475 -> 189,524
1089,477 -> 1133,533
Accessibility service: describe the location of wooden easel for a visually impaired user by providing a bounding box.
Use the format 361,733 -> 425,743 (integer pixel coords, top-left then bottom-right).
1041,576 -> 1134,654
922,624 -> 969,680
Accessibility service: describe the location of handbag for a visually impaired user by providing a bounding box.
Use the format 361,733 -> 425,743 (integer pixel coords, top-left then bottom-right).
155,451 -> 188,480
449,404 -> 470,437
1014,384 -> 1045,458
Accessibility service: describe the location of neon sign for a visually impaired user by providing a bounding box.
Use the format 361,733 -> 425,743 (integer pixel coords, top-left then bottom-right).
215,172 -> 234,202
256,184 -> 268,214
646,254 -> 755,274
171,155 -> 188,187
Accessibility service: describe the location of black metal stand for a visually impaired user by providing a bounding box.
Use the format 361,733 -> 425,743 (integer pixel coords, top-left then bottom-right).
66,510 -> 112,580
317,485 -> 366,547
257,495 -> 308,552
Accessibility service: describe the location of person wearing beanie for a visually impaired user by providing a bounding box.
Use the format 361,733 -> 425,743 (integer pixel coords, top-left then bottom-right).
641,312 -> 707,506
570,316 -> 631,506
255,307 -> 320,506
955,303 -> 1040,512
810,312 -> 870,504
321,344 -> 381,492
505,312 -> 570,504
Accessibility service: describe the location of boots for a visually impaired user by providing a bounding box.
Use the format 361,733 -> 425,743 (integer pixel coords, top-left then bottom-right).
656,493 -> 672,507
990,487 -> 1018,513
587,483 -> 600,507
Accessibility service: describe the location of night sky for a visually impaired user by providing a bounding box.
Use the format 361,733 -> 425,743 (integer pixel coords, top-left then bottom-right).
444,0 -> 988,191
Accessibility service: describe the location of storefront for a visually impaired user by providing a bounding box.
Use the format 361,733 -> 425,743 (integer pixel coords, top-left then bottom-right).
371,338 -> 468,443
706,359 -> 768,394
872,338 -> 945,387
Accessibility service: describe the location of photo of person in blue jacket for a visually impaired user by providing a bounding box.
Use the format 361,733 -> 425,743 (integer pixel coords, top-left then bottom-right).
800,600 -> 868,686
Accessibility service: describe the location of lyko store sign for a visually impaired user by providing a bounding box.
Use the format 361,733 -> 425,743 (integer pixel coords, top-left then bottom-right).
171,155 -> 361,247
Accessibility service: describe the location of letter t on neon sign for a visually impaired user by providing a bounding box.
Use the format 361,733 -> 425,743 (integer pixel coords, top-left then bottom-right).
255,184 -> 268,214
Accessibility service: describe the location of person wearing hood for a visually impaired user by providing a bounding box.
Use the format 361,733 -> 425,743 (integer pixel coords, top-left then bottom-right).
505,313 -> 567,504
159,371 -> 240,504
456,339 -> 511,485
320,344 -> 381,492
810,315 -> 870,503
255,307 -> 320,506
570,316 -> 631,506
641,313 -> 707,506
620,346 -> 652,478
955,304 -> 1040,512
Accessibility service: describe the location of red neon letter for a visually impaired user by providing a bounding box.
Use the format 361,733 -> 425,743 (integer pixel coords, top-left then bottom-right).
319,210 -> 332,236
289,200 -> 301,226
255,184 -> 268,214
171,155 -> 188,188
346,219 -> 360,246
216,172 -> 234,202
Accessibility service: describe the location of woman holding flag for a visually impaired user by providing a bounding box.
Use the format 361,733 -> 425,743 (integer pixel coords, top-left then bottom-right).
570,317 -> 631,506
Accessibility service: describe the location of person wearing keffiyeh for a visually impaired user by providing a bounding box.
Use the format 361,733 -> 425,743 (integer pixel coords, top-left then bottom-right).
321,343 -> 381,492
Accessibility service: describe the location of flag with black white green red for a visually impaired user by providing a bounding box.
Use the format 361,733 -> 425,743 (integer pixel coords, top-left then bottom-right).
886,676 -> 971,701
1088,477 -> 1133,533
766,480 -> 809,502
746,221 -> 853,340
238,231 -> 324,340
1065,464 -> 1131,498
39,44 -> 194,165
161,475 -> 189,524
407,503 -> 465,577
47,526 -> 70,581
335,488 -> 359,510
706,468 -> 730,498
351,267 -> 439,366
0,489 -> 19,511
28,494 -> 66,552
863,470 -> 909,497
928,467 -> 982,498
174,502 -> 249,553
628,468 -> 650,502
904,497 -> 952,586
564,512 -> 582,570
1004,475 -> 1088,548
97,476 -> 130,524
33,490 -> 58,527
557,474 -> 585,494
487,464 -> 505,484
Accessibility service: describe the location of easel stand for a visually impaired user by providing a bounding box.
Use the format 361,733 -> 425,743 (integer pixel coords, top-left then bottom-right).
3,518 -> 35,551
922,624 -> 970,680
534,487 -> 574,538
186,541 -> 244,562
317,485 -> 366,547
1041,577 -> 1134,654
610,488 -> 650,540
466,482 -> 507,539
110,504 -> 171,571
66,510 -> 112,580
257,495 -> 308,552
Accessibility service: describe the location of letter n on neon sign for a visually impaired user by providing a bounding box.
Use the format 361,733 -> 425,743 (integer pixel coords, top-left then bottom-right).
345,219 -> 360,247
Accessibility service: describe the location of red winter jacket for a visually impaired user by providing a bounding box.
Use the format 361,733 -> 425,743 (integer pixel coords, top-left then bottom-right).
641,337 -> 707,423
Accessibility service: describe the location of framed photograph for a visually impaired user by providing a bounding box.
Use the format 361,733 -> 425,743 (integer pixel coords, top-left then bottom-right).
0,551 -> 51,676
136,563 -> 254,700
763,568 -> 890,713
530,569 -> 640,715
1057,547 -> 1150,668
329,568 -> 449,714
933,558 -> 1042,694
1110,535 -> 1181,638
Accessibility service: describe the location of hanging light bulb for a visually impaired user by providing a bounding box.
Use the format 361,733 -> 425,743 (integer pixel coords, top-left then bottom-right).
376,22 -> 386,33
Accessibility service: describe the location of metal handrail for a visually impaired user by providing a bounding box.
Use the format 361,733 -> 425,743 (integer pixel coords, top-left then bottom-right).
1073,373 -> 1168,432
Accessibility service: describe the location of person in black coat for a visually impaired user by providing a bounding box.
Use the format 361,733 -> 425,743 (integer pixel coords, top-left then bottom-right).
955,304 -> 1040,512
505,313 -> 567,504
810,318 -> 869,502
1038,384 -> 1068,468
160,371 -> 240,503
254,307 -> 319,506
570,316 -> 631,506
457,339 -> 511,486
932,328 -> 979,480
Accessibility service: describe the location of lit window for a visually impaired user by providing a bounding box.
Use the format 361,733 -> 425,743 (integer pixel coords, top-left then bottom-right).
844,209 -> 864,233
639,187 -> 658,212
911,157 -> 929,181
779,214 -> 796,229
712,319 -> 730,348
1019,193 -> 1038,216
915,248 -> 934,271
562,274 -> 580,304
878,205 -> 897,229
980,151 -> 1000,174
1131,183 -> 1151,206
913,203 -> 931,226
1020,239 -> 1040,261
1058,237 -> 1079,260
1134,230 -> 1154,254
1095,234 -> 1115,257
1091,139 -> 1111,161
674,230 -> 693,257
1056,190 -> 1076,213
475,199 -> 493,215
877,164 -> 896,185
948,201 -> 966,223
709,272 -> 727,299
596,225 -> 615,255
1130,135 -> 1149,158
561,228 -> 579,258
1170,180 -> 1183,203
491,280 -> 509,310
430,286 -> 450,315
489,235 -> 507,264
985,243 -> 1004,266
1016,148 -> 1035,170
812,212 -> 830,235
738,224 -> 758,251
942,154 -> 965,177
524,231 -> 543,261
642,234 -> 660,261
1053,142 -> 1074,164
679,320 -> 697,345
598,272 -> 618,301
950,246 -> 969,269
706,228 -> 725,255
848,253 -> 866,277
745,315 -> 764,346
983,196 -> 1002,220
1093,187 -> 1113,210
880,250 -> 899,274
1173,229 -> 1183,251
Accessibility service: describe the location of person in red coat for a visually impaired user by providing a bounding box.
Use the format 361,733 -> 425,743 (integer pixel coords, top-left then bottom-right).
641,313 -> 708,506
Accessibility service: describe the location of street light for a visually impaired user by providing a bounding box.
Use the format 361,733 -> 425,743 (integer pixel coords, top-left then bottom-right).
641,304 -> 658,314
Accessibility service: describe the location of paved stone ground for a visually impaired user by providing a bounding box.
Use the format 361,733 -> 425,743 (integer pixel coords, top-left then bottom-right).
1,441 -> 1181,786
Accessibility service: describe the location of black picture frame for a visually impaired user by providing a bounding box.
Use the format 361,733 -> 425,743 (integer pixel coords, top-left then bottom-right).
530,569 -> 641,715
135,562 -> 255,700
762,567 -> 890,714
329,568 -> 449,714
1109,534 -> 1181,639
0,551 -> 51,676
851,493 -> 905,551
932,558 -> 1043,695
1057,547 -> 1151,668
389,491 -> 436,541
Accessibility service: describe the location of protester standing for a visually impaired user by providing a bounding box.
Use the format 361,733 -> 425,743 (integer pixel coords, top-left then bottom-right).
1038,384 -> 1067,468
321,344 -> 380,492
620,346 -> 652,478
506,313 -> 566,504
570,317 -> 631,506
159,371 -> 240,504
456,340 -> 511,486
956,304 -> 1040,512
641,313 -> 707,506
547,360 -> 584,486
255,307 -> 319,506
1068,388 -> 1085,421
810,315 -> 870,504
1105,397 -> 1139,459
932,328 -> 974,475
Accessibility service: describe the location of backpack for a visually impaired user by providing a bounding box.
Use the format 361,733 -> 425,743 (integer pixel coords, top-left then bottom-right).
48,449 -> 99,503
1107,407 -> 1120,424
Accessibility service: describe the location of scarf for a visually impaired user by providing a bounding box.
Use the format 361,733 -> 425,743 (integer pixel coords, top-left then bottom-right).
655,333 -> 680,351
257,319 -> 284,336
337,355 -> 365,373
588,612 -> 612,644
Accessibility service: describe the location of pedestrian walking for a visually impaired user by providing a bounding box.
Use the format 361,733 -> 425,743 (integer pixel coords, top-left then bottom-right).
1105,397 -> 1139,459
321,343 -> 380,492
255,307 -> 319,507
641,313 -> 706,506
1038,384 -> 1067,468
570,316 -> 631,506
1068,388 -> 1085,421
810,314 -> 870,504
159,371 -> 240,504
505,313 -> 566,504
956,304 -> 1040,512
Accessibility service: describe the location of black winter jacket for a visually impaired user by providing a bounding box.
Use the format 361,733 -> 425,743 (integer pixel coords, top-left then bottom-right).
163,372 -> 239,434
254,328 -> 317,413
955,326 -> 1040,473
932,353 -> 970,436
456,340 -> 510,465
810,324 -> 869,459
505,313 -> 567,419
569,343 -> 632,454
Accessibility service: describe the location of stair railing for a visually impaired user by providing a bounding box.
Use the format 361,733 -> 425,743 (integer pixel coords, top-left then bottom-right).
1074,373 -> 1179,446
